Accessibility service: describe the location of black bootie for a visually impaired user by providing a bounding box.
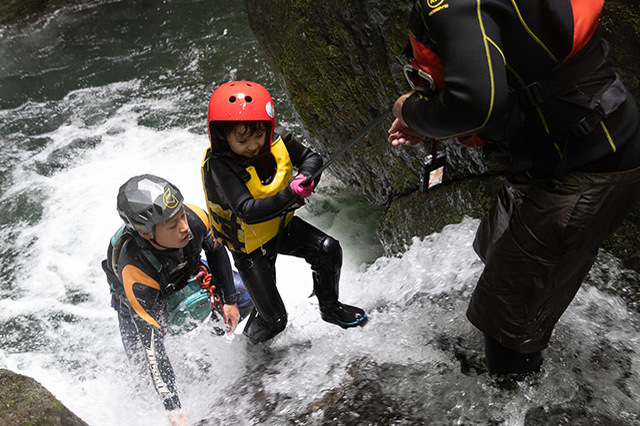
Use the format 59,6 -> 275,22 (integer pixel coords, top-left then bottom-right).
242,309 -> 287,343
320,302 -> 368,329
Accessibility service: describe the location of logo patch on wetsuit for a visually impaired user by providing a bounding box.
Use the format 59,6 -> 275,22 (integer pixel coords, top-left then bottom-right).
426,0 -> 448,16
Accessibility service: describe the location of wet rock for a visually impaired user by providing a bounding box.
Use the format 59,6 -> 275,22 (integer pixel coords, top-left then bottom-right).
524,405 -> 622,426
0,368 -> 87,425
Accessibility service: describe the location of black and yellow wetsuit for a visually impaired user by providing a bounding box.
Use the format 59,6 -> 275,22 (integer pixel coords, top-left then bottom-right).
202,127 -> 345,342
102,204 -> 241,411
403,0 -> 640,370
404,0 -> 640,177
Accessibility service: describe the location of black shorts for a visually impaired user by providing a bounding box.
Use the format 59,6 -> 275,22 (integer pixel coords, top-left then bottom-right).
467,166 -> 640,352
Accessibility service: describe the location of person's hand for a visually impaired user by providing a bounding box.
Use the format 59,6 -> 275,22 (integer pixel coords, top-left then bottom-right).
392,91 -> 413,121
388,91 -> 425,146
388,118 -> 424,146
290,174 -> 314,198
168,411 -> 189,426
222,303 -> 240,333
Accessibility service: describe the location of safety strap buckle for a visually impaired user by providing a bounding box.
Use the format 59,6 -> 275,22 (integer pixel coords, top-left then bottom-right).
571,116 -> 595,139
518,81 -> 551,108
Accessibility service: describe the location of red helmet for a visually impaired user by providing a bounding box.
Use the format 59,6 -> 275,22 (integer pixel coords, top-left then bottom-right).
207,81 -> 276,146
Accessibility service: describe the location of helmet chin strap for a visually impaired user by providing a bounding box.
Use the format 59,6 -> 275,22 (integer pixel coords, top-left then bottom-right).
151,239 -> 171,249
149,232 -> 173,250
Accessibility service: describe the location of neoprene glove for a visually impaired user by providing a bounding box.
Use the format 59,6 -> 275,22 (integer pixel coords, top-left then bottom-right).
290,174 -> 314,199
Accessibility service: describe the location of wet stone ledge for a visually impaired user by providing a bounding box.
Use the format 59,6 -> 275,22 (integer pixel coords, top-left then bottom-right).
0,369 -> 87,425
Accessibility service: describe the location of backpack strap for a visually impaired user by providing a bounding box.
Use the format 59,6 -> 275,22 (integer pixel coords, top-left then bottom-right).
109,225 -> 163,281
131,233 -> 163,274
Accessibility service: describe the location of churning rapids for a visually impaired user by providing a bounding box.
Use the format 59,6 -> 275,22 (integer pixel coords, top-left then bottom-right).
1,1 -> 639,425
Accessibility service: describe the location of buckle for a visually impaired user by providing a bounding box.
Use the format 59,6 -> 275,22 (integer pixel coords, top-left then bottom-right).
572,117 -> 594,138
518,81 -> 550,108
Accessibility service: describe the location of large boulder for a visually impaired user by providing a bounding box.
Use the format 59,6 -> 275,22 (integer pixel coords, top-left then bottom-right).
0,369 -> 87,425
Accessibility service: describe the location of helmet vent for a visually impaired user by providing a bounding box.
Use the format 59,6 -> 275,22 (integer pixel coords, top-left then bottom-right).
138,207 -> 154,221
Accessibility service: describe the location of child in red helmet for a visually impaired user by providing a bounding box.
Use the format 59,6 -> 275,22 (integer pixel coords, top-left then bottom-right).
201,81 -> 368,343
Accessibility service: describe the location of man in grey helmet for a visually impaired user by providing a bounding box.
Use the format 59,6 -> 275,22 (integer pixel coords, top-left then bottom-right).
101,174 -> 252,425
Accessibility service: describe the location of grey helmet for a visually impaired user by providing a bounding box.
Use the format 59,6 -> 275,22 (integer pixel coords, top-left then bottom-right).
117,174 -> 184,233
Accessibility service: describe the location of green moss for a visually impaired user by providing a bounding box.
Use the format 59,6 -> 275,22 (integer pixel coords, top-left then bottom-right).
378,176 -> 503,254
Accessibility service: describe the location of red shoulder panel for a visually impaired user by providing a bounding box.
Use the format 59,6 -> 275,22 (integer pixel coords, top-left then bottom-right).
566,0 -> 604,61
409,30 -> 446,89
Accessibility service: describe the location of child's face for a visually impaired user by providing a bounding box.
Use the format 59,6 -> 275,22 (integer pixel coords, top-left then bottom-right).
227,124 -> 266,158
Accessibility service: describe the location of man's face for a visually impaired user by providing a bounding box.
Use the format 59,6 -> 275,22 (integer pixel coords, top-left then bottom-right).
142,206 -> 190,249
227,124 -> 266,158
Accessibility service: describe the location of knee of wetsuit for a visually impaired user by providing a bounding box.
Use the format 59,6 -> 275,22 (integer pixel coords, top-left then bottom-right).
319,235 -> 342,267
484,333 -> 542,376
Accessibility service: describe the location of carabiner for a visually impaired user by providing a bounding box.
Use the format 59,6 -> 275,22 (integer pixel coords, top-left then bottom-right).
403,64 -> 436,95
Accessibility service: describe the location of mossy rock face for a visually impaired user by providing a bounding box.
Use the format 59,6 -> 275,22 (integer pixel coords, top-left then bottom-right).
0,369 -> 87,425
599,0 -> 640,270
244,0 -> 418,205
601,0 -> 640,98
378,176 -> 504,254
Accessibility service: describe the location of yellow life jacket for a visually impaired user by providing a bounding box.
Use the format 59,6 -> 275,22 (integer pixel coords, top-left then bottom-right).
203,135 -> 294,254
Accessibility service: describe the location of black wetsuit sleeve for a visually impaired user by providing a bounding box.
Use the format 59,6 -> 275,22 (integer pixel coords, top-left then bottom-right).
202,234 -> 236,301
118,254 -> 181,411
402,0 -> 509,139
286,137 -> 323,183
184,203 -> 236,300
210,158 -> 303,225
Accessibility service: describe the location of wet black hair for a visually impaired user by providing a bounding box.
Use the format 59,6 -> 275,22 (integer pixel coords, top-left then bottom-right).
210,121 -> 267,143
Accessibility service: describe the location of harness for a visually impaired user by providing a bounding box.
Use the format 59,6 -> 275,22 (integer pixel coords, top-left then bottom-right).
515,37 -> 624,138
507,35 -> 626,175
104,224 -> 224,333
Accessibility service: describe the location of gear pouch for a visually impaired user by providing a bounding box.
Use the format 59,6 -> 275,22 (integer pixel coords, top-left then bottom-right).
166,275 -> 212,334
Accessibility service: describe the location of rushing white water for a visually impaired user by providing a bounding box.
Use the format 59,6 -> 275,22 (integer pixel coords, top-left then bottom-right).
1,2 -> 640,425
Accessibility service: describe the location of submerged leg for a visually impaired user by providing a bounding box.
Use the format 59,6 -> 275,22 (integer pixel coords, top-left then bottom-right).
484,334 -> 542,377
233,250 -> 288,343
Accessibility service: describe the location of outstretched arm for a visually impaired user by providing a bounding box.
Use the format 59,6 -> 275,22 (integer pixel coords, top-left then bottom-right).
120,263 -> 182,411
202,234 -> 240,332
393,0 -> 508,139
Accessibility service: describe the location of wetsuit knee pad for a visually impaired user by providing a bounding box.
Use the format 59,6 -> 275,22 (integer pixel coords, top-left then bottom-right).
320,236 -> 342,256
317,236 -> 342,268
484,334 -> 542,376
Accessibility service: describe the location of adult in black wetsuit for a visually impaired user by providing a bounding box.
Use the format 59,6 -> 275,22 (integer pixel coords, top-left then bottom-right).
201,81 -> 368,343
389,0 -> 640,377
102,174 -> 252,425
